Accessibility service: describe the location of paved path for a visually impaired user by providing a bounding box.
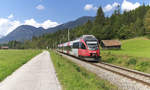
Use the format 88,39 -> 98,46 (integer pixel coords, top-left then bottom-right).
0,51 -> 61,90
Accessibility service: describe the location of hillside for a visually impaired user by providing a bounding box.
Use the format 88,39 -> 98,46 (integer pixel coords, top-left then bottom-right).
0,25 -> 45,43
102,37 -> 150,58
0,16 -> 95,43
46,16 -> 95,33
102,37 -> 150,73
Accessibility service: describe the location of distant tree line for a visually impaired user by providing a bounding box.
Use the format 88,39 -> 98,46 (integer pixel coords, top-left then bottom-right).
4,5 -> 150,49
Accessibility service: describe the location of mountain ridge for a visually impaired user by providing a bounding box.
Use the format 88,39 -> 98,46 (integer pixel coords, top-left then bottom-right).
0,16 -> 95,43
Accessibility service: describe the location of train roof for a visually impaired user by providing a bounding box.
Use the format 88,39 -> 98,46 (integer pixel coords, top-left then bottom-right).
58,35 -> 97,47
81,35 -> 97,41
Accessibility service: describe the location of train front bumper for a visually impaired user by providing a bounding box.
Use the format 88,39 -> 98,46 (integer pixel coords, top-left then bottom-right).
82,56 -> 101,61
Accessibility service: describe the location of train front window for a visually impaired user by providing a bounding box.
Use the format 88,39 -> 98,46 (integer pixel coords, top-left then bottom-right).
81,43 -> 86,49
86,41 -> 98,50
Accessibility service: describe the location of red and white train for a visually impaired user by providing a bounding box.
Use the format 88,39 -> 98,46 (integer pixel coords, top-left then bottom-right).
57,35 -> 101,61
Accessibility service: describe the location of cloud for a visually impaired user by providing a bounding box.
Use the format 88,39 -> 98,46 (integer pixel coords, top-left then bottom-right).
24,18 -> 59,29
36,4 -> 45,10
84,4 -> 97,11
8,14 -> 14,19
41,20 -> 59,29
103,2 -> 120,12
0,16 -> 59,37
24,19 -> 41,28
0,18 -> 21,36
121,0 -> 140,11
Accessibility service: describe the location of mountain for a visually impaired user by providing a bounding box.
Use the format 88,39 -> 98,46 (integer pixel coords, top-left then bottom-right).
0,16 -> 95,43
0,25 -> 45,43
0,34 -> 4,39
45,16 -> 95,33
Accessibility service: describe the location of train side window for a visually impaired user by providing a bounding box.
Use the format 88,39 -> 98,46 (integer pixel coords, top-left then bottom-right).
73,42 -> 79,49
81,43 -> 86,49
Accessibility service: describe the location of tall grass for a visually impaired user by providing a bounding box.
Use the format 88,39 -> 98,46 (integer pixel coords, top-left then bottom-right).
0,50 -> 41,81
50,51 -> 117,90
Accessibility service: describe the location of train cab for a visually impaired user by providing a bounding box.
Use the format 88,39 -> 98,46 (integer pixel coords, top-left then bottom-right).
58,35 -> 101,61
78,35 -> 100,61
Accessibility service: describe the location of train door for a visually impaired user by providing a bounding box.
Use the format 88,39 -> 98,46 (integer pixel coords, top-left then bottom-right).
72,42 -> 79,57
79,42 -> 88,56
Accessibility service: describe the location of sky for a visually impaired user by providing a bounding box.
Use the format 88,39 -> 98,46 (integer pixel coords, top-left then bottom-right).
0,0 -> 150,36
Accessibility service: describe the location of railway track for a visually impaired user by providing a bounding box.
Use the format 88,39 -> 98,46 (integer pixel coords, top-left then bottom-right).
57,51 -> 150,88
93,62 -> 150,86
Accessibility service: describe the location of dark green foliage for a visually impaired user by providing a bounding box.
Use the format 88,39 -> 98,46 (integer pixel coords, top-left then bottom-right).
106,57 -> 116,63
135,62 -> 149,71
95,7 -> 105,25
126,58 -> 137,66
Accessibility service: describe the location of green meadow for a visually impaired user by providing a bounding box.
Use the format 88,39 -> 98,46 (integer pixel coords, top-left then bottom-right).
102,37 -> 150,73
102,37 -> 150,58
0,50 -> 41,82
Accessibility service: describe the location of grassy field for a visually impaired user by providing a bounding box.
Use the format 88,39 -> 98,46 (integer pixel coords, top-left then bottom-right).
102,37 -> 150,58
0,50 -> 41,82
50,50 -> 117,90
101,37 -> 150,73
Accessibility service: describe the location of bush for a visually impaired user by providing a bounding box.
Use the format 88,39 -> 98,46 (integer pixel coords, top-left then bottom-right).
116,59 -> 122,64
135,62 -> 149,71
146,34 -> 150,39
106,57 -> 116,63
126,58 -> 137,66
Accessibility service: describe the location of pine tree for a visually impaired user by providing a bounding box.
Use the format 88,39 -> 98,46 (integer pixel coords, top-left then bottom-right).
94,7 -> 105,25
144,9 -> 150,33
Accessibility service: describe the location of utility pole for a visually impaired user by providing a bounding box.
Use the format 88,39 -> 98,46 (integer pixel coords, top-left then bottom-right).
62,35 -> 64,43
68,29 -> 70,41
59,40 -> 61,44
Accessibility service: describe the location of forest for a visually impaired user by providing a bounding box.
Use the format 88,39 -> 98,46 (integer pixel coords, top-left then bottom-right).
4,5 -> 150,49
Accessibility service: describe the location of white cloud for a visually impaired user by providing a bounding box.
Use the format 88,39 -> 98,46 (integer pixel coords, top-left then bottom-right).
0,16 -> 59,37
24,18 -> 59,29
0,18 -> 21,36
41,20 -> 59,29
84,4 -> 97,11
121,0 -> 140,11
24,19 -> 41,28
103,2 -> 120,12
8,14 -> 14,19
36,4 -> 45,10
113,2 -> 120,7
103,4 -> 113,12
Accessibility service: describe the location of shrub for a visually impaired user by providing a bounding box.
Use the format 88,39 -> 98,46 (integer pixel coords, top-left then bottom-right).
135,62 -> 149,71
126,58 -> 137,66
116,59 -> 122,64
106,57 -> 116,63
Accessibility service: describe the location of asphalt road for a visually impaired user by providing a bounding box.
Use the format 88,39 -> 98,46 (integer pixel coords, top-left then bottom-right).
0,51 -> 61,90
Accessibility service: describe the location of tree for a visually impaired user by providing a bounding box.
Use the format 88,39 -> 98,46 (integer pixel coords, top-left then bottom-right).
144,9 -> 150,33
94,7 -> 105,25
118,25 -> 133,39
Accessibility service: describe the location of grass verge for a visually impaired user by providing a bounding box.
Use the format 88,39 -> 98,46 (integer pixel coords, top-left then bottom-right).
101,37 -> 150,73
50,50 -> 117,90
102,52 -> 150,73
0,49 -> 41,82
